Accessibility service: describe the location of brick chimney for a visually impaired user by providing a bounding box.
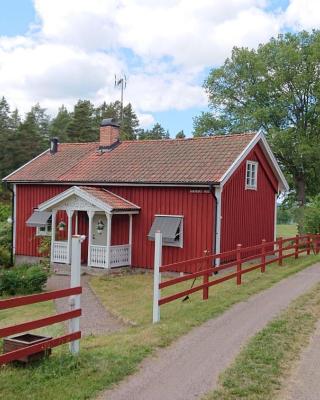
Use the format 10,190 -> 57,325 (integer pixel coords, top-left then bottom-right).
99,118 -> 120,149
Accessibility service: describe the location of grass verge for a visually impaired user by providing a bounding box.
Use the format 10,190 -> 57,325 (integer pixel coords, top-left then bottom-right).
203,282 -> 320,400
0,253 -> 320,400
277,224 -> 298,238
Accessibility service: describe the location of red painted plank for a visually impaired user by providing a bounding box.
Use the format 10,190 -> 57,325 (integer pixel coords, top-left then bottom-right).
0,287 -> 82,310
0,309 -> 81,338
0,331 -> 81,365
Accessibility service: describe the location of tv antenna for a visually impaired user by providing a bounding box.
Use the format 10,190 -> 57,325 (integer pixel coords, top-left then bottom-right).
114,74 -> 127,126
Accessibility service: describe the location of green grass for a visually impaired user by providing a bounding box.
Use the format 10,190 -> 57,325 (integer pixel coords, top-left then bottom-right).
203,282 -> 320,400
277,224 -> 298,238
1,253 -> 320,400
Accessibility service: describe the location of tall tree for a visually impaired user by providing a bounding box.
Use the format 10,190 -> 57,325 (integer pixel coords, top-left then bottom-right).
194,31 -> 320,205
175,130 -> 186,139
67,100 -> 98,142
49,105 -> 72,142
139,123 -> 170,140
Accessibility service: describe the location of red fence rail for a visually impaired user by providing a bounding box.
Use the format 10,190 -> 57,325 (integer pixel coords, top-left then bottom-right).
155,234 -> 320,313
0,286 -> 82,365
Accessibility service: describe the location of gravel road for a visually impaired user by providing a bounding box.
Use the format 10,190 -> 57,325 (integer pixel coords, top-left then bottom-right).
98,262 -> 320,400
46,274 -> 124,336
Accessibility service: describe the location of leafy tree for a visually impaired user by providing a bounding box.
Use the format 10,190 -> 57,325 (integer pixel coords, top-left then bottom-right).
175,130 -> 186,139
299,195 -> 320,234
194,31 -> 320,205
139,123 -> 170,140
49,105 -> 72,142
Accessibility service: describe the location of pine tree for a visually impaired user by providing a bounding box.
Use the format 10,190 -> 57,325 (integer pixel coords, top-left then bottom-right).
139,123 -> 170,140
67,100 -> 98,142
175,130 -> 185,139
49,105 -> 72,142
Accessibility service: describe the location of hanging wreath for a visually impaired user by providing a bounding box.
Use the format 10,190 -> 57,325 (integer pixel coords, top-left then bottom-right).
57,220 -> 66,232
96,219 -> 105,234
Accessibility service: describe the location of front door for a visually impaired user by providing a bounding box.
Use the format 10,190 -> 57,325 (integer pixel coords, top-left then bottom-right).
77,211 -> 89,264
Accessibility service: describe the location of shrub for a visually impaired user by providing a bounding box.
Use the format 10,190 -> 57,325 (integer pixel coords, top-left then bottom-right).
299,195 -> 320,234
0,246 -> 11,267
0,264 -> 48,296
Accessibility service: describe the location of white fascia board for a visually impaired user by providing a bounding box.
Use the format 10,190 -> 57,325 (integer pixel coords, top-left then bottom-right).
38,186 -> 113,214
219,131 -> 261,188
219,131 -> 289,192
2,148 -> 50,181
259,134 -> 289,192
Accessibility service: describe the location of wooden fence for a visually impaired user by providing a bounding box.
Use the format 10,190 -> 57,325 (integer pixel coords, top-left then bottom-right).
0,234 -> 84,365
152,233 -> 320,323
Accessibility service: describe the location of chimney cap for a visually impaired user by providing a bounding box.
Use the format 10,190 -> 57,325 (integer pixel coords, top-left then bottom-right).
100,118 -> 120,128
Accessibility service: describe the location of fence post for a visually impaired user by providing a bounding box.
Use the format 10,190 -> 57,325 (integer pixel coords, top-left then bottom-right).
236,244 -> 242,285
153,231 -> 162,324
278,236 -> 283,266
261,239 -> 266,273
307,233 -> 311,255
69,235 -> 83,354
295,234 -> 299,259
203,250 -> 209,300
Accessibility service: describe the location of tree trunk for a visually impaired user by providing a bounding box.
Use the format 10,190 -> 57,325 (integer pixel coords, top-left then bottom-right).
295,174 -> 306,206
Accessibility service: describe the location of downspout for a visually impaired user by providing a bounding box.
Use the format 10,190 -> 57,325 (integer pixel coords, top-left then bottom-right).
210,184 -> 222,267
5,182 -> 14,266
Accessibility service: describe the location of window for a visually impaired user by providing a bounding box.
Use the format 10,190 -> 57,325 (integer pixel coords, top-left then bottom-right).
36,216 -> 52,236
148,215 -> 183,248
245,161 -> 258,190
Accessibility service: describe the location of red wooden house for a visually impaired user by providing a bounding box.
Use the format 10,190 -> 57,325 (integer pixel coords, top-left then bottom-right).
3,119 -> 288,271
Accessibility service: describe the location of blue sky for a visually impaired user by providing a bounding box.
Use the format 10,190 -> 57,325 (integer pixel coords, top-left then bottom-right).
0,0 -> 318,137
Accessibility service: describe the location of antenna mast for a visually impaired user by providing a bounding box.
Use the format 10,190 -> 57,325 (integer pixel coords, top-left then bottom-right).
114,74 -> 127,126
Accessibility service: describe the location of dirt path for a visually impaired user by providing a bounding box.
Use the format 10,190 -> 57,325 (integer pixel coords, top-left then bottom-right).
46,274 -> 124,336
280,318 -> 320,400
97,263 -> 320,400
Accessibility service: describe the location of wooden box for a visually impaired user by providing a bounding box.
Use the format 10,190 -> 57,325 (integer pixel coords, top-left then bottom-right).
3,333 -> 52,363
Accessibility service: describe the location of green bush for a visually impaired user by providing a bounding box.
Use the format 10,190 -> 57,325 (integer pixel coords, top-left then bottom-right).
0,264 -> 48,296
0,246 -> 11,267
299,195 -> 320,234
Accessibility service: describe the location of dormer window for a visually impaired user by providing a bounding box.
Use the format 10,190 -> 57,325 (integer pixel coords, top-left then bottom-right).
246,161 -> 258,190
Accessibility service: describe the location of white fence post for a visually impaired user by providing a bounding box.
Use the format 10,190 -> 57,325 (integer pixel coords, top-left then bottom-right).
69,234 -> 84,354
153,230 -> 162,324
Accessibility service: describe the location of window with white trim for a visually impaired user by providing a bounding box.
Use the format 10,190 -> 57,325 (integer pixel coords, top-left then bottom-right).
148,215 -> 183,248
36,217 -> 52,236
245,161 -> 258,190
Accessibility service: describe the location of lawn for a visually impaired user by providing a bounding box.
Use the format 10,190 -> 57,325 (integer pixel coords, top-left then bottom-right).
1,252 -> 320,400
204,282 -> 320,400
277,224 -> 298,238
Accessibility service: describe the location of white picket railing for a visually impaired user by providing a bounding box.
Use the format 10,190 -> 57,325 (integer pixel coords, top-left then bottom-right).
90,245 -> 108,268
53,241 -> 68,263
110,244 -> 131,268
89,244 -> 131,268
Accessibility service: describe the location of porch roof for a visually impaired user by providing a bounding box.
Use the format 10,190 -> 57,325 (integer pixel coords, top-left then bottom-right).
38,186 -> 140,214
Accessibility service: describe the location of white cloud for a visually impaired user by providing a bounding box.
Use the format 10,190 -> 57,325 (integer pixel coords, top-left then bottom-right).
284,0 -> 320,30
0,0 -> 319,128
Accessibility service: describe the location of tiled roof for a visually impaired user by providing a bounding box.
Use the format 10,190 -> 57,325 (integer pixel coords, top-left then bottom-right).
4,133 -> 256,185
80,186 -> 139,211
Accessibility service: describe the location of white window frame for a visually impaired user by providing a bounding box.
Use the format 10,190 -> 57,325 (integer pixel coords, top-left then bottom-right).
245,161 -> 258,190
154,214 -> 184,248
36,219 -> 52,237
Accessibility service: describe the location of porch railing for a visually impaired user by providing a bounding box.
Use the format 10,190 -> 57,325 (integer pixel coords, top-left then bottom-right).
89,244 -> 131,268
110,244 -> 131,267
53,241 -> 68,263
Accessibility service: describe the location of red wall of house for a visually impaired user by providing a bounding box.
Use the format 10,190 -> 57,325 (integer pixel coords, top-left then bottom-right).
221,143 -> 277,253
15,184 -> 215,271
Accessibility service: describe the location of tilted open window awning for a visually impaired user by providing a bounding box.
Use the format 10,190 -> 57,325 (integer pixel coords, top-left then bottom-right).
26,210 -> 52,227
148,216 -> 182,243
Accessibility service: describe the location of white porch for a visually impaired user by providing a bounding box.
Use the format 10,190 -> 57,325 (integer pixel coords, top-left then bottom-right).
37,186 -> 139,269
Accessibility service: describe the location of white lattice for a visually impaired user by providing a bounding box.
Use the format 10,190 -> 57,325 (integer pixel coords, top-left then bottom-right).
110,245 -> 131,267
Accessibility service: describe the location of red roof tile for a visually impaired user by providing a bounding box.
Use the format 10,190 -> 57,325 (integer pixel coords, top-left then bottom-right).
4,133 -> 256,185
81,187 -> 139,211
